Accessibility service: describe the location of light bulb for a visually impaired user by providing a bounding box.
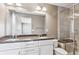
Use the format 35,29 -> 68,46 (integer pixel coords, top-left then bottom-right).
16,3 -> 22,6
42,7 -> 47,11
36,6 -> 41,11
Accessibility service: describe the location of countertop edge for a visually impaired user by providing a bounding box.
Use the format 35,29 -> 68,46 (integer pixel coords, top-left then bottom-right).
0,38 -> 55,44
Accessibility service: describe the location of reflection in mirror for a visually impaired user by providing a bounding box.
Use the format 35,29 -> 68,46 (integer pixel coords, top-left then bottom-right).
16,12 -> 46,34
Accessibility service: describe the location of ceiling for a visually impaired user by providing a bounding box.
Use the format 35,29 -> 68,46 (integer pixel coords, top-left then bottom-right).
6,3 -> 74,8
50,3 -> 73,8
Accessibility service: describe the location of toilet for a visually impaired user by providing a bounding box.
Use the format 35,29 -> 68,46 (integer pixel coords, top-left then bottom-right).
53,39 -> 68,55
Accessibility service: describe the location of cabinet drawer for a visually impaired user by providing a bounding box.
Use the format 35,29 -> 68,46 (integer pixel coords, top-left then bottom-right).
0,43 -> 20,51
21,47 -> 39,55
20,41 -> 39,48
39,40 -> 53,45
0,49 -> 19,55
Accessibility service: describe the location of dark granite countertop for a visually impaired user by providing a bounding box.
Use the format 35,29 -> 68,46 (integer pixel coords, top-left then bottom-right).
0,37 -> 55,44
58,38 -> 74,43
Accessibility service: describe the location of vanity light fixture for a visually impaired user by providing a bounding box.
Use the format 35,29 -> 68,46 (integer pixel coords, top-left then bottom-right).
42,7 -> 47,11
16,3 -> 22,6
7,3 -> 13,5
36,6 -> 41,11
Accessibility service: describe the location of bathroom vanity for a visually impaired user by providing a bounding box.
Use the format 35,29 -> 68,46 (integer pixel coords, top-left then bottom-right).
0,9 -> 54,55
0,37 -> 55,55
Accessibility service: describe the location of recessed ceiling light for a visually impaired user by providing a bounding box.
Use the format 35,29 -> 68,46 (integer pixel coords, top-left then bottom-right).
36,6 -> 41,11
16,3 -> 22,6
42,7 -> 47,11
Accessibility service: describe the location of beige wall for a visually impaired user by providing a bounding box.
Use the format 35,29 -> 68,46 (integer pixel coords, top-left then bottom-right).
0,3 -> 58,38
0,4 -> 6,37
0,4 -> 12,37
45,4 -> 58,38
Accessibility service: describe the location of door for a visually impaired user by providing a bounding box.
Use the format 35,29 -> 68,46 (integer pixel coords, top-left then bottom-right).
21,17 -> 32,34
15,13 -> 32,35
22,23 -> 32,34
39,45 -> 53,55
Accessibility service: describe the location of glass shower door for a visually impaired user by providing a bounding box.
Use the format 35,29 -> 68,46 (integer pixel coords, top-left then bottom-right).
58,4 -> 74,55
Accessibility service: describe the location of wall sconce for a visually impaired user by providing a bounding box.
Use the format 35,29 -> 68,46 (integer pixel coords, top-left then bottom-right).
36,6 -> 41,11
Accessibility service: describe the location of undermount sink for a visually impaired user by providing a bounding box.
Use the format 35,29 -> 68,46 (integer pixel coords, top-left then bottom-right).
38,37 -> 48,39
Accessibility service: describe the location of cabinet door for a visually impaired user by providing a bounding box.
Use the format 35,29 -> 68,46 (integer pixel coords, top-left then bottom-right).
21,47 -> 39,55
39,45 -> 53,55
20,41 -> 38,48
0,49 -> 19,55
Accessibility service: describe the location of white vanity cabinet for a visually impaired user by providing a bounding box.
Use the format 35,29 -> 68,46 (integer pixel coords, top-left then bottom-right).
39,40 -> 53,55
20,40 -> 54,55
0,39 -> 54,55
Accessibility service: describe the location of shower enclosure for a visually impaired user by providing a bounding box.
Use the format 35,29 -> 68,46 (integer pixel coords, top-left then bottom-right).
58,3 -> 79,55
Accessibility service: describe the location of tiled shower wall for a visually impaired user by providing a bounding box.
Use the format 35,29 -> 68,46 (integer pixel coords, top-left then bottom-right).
59,7 -> 71,39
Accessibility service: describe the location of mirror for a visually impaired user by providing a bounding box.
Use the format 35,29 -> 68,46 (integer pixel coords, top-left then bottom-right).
8,11 -> 46,37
